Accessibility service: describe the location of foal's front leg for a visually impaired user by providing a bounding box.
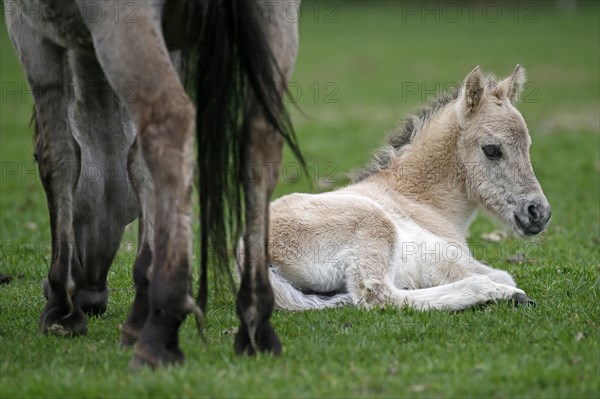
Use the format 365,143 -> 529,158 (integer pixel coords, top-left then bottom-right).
391,257 -> 536,310
463,260 -> 535,305
344,234 -> 534,310
465,260 -> 518,287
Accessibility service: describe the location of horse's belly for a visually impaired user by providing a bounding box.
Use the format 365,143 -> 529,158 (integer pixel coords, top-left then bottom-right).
8,0 -> 188,52
8,0 -> 94,50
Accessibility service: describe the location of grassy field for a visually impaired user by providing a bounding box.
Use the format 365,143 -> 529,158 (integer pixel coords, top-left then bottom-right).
1,1 -> 599,398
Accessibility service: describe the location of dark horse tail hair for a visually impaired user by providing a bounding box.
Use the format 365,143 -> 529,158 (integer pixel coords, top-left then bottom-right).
182,0 -> 305,315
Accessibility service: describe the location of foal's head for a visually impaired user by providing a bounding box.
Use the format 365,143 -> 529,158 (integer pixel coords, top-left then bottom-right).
455,65 -> 551,236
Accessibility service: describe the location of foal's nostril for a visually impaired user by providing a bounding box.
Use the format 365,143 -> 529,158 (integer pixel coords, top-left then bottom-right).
517,201 -> 550,235
528,204 -> 540,221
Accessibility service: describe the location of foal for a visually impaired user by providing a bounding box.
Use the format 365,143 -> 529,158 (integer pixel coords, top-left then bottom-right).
241,66 -> 551,311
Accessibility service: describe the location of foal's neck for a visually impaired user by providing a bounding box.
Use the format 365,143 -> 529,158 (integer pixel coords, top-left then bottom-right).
379,106 -> 476,238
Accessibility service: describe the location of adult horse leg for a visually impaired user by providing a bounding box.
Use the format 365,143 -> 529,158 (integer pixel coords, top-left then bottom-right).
235,109 -> 284,355
7,10 -> 86,335
120,139 -> 155,347
42,52 -> 138,316
235,2 -> 299,355
80,1 -> 195,367
120,51 -> 185,348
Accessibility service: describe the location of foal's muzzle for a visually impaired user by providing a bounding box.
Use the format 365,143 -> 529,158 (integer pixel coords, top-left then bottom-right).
514,200 -> 552,236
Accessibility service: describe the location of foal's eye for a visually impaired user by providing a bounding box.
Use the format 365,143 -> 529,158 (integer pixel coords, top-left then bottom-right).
482,145 -> 502,160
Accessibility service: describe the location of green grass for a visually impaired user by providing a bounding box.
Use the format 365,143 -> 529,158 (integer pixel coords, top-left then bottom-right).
1,2 -> 599,398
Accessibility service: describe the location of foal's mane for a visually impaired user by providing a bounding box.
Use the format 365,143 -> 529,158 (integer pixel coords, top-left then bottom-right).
351,86 -> 460,183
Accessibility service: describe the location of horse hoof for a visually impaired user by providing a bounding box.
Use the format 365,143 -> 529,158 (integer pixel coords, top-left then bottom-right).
512,292 -> 536,307
43,279 -> 108,315
130,342 -> 185,370
45,322 -> 87,337
0,273 -> 12,285
39,301 -> 88,337
119,323 -> 141,348
77,288 -> 109,315
234,321 -> 282,356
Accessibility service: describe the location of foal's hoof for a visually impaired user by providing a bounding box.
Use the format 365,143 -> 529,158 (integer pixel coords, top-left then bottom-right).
43,279 -> 109,315
130,342 -> 185,370
234,321 -> 282,356
39,301 -> 88,337
512,292 -> 536,307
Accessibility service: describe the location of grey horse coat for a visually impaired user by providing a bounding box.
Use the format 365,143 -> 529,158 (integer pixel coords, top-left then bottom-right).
6,0 -> 302,367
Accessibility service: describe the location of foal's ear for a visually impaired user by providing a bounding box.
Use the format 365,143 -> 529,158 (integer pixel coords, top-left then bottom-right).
495,64 -> 527,103
458,66 -> 485,119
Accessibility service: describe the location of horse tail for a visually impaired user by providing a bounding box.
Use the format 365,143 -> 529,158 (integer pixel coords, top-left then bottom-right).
182,1 -> 305,314
268,267 -> 353,311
